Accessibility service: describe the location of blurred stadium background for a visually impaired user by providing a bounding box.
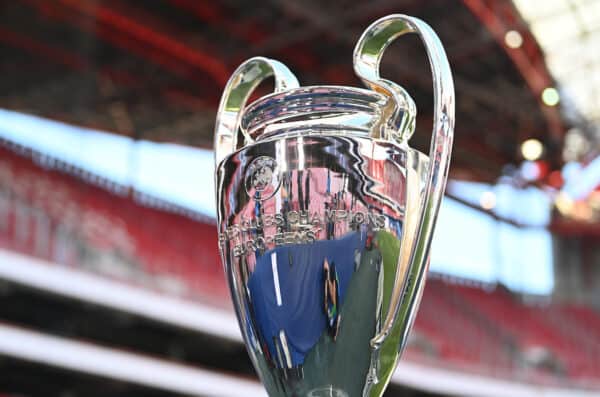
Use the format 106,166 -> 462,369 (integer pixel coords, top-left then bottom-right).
1,0 -> 600,396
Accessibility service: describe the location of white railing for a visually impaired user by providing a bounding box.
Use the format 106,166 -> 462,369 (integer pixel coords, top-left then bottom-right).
2,248 -> 599,397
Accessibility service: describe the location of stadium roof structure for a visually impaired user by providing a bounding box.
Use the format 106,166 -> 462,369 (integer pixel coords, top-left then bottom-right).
512,0 -> 600,230
514,0 -> 600,132
0,0 -> 566,182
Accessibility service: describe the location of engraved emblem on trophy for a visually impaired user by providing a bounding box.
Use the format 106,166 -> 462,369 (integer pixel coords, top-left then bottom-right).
245,156 -> 281,201
214,14 -> 454,397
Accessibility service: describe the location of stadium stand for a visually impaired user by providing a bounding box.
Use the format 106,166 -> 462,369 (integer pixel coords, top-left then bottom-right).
0,139 -> 227,304
1,138 -> 599,394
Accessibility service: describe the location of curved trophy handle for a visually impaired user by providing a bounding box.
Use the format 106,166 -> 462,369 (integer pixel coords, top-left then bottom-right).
214,57 -> 299,166
353,15 -> 455,349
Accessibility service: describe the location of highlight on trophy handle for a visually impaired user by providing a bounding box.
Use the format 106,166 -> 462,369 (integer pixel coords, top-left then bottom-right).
353,18 -> 417,143
214,56 -> 299,166
353,14 -> 455,349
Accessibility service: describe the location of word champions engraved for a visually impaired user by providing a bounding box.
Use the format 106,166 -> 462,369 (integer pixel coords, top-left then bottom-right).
219,209 -> 386,257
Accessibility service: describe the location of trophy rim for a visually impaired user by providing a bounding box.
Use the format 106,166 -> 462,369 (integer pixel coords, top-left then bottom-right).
241,85 -> 409,142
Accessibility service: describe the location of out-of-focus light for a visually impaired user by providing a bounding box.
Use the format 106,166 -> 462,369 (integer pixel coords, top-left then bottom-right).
547,170 -> 563,188
521,161 -> 542,181
572,202 -> 594,221
541,87 -> 560,106
504,30 -> 523,48
480,191 -> 496,210
555,192 -> 573,215
563,128 -> 588,162
562,161 -> 581,181
521,139 -> 544,161
589,191 -> 600,210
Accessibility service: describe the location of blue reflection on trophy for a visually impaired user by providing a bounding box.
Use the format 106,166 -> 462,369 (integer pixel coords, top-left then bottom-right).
248,231 -> 366,367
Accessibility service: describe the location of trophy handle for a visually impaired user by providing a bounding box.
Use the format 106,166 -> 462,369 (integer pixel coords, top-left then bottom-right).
353,15 -> 455,349
214,57 -> 299,166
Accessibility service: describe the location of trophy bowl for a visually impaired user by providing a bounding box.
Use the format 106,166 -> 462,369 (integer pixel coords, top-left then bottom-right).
214,14 -> 454,397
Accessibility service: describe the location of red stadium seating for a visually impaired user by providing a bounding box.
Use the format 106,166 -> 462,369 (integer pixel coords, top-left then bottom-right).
409,278 -> 600,384
411,278 -> 515,372
0,143 -> 228,304
1,141 -> 599,387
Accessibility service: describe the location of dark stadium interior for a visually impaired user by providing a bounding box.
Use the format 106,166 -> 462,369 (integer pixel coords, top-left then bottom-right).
1,0 -> 600,397
0,0 -> 563,180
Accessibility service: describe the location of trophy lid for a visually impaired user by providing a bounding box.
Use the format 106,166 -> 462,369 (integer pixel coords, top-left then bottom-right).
240,85 -> 415,144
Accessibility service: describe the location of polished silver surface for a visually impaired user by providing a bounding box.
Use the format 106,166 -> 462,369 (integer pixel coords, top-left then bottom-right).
214,14 -> 454,397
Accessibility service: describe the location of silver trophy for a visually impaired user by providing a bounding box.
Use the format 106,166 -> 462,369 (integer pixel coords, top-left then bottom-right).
214,14 -> 454,397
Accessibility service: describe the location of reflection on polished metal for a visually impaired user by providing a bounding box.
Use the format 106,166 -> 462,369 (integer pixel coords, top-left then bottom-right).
214,14 -> 454,397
